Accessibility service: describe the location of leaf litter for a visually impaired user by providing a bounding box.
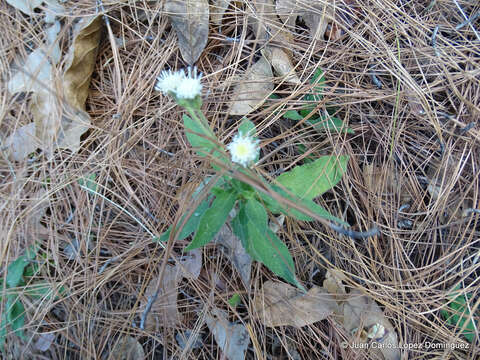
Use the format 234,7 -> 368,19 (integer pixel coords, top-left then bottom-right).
139,248 -> 202,332
6,15 -> 101,159
205,307 -> 250,360
165,0 -> 209,65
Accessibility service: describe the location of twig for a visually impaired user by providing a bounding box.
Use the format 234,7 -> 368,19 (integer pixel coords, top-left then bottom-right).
459,122 -> 475,134
456,11 -> 480,30
139,289 -> 160,330
368,65 -> 383,89
465,208 -> 480,216
432,25 -> 440,57
452,0 -> 480,41
329,223 -> 379,239
98,254 -> 121,274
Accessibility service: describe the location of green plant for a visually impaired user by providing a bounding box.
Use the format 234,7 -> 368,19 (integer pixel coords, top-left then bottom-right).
440,284 -> 478,343
155,67 -> 351,289
1,246 -> 64,351
279,69 -> 354,135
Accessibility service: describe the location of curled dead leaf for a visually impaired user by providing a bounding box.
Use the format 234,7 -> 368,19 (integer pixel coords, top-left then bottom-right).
179,247 -> 202,280
254,281 -> 337,327
205,307 -> 250,360
323,269 -> 347,301
229,56 -> 273,115
275,0 -> 300,27
110,336 -> 145,360
4,123 -> 38,161
5,0 -> 43,15
211,0 -> 232,25
343,290 -> 400,360
363,164 -> 411,205
63,16 -> 102,111
302,3 -> 335,41
214,223 -> 252,287
165,0 -> 209,65
140,265 -> 183,331
262,46 -> 300,84
6,15 -> 100,157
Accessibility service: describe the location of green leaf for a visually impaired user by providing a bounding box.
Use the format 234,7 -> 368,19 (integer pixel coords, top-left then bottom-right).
283,110 -> 304,121
24,281 -> 65,300
300,68 -> 325,117
6,296 -> 26,340
186,189 -> 237,250
296,144 -> 314,164
183,114 -> 221,158
228,293 -> 242,308
157,198 -> 211,242
276,155 -> 349,200
0,314 -> 7,352
78,173 -> 98,192
6,257 -> 28,288
235,198 -> 299,287
440,285 -> 477,343
238,118 -> 256,137
257,186 -> 348,226
309,116 -> 354,134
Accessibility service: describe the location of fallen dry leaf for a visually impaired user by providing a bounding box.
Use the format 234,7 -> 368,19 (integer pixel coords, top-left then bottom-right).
426,155 -> 460,201
363,164 -> 411,205
302,3 -> 334,41
6,15 -> 99,158
275,0 -> 335,41
63,16 -> 102,111
141,265 -> 183,331
110,336 -> 145,360
165,0 -> 209,64
275,0 -> 300,27
4,123 -> 38,161
247,0 -> 300,84
214,223 -> 252,287
269,214 -> 285,234
5,0 -> 43,15
229,56 -> 273,115
323,269 -> 347,300
254,281 -> 337,327
211,0 -> 232,25
262,46 -> 300,84
205,307 -> 250,360
179,247 -> 202,280
343,290 -> 400,360
34,332 -> 55,352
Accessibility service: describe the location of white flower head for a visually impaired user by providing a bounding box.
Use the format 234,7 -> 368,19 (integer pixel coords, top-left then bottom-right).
175,66 -> 203,99
227,131 -> 259,167
155,69 -> 185,95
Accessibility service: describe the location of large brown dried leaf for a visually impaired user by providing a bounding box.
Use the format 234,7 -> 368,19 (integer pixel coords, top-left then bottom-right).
343,290 -> 400,360
6,16 -> 100,157
141,265 -> 183,331
4,123 -> 38,161
275,0 -> 335,40
63,16 -> 102,110
5,0 -> 42,15
254,281 -> 337,327
110,336 -> 145,360
302,3 -> 335,41
165,0 -> 209,65
247,0 -> 300,84
214,223 -> 252,287
275,0 -> 300,26
229,56 -> 273,115
262,46 -> 300,84
211,0 -> 231,25
205,307 -> 250,360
